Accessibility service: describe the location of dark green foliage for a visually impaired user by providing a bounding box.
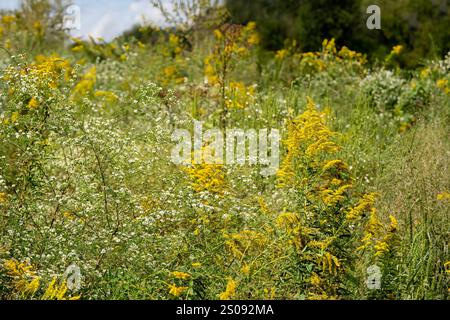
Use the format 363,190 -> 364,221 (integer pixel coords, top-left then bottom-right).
226,0 -> 450,67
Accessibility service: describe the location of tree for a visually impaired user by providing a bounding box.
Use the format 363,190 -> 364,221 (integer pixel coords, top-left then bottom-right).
226,0 -> 363,51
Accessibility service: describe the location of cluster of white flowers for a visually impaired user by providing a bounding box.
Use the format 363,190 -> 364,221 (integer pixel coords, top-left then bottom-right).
360,69 -> 405,111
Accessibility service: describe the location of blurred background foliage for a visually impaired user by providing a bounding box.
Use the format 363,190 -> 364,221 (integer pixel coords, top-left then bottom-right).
0,0 -> 66,54
1,0 -> 448,68
225,0 -> 450,68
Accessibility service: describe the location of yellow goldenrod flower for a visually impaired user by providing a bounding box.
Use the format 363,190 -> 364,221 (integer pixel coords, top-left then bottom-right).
204,55 -> 219,85
366,208 -> 383,234
246,21 -> 256,30
42,278 -> 69,300
169,34 -> 180,47
320,184 -> 352,206
241,264 -> 250,275
184,148 -> 226,194
436,79 -> 448,89
171,271 -> 191,280
25,277 -> 40,295
204,23 -> 258,90
357,232 -> 373,251
94,90 -> 119,103
436,79 -> 449,94
247,33 -> 260,46
168,284 -> 188,297
437,191 -> 450,202
419,68 -> 430,79
264,287 -> 276,299
4,259 -> 35,278
224,81 -> 255,109
4,259 -> 80,300
307,293 -> 337,300
374,241 -> 389,257
276,212 -> 299,229
389,215 -> 398,232
257,196 -> 269,213
72,44 -> 84,52
318,252 -> 340,275
392,45 -> 403,55
137,41 -> 146,49
1,15 -> 15,25
27,97 -> 39,109
213,29 -> 223,40
0,192 -> 7,204
310,273 -> 322,286
338,46 -> 355,59
224,230 -> 267,259
30,54 -> 72,82
33,21 -> 44,37
4,259 -> 41,296
72,66 -> 96,98
322,38 -> 337,55
309,237 -> 336,250
11,112 -> 19,123
275,49 -> 289,60
63,211 -> 72,219
164,65 -> 176,78
346,193 -> 378,221
444,261 -> 450,274
322,159 -> 347,171
277,97 -> 340,187
219,278 -> 237,300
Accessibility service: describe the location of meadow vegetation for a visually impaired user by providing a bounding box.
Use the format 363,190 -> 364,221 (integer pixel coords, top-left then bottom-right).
0,0 -> 448,300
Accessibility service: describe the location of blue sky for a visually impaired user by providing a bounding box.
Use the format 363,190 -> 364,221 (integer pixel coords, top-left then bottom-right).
0,0 -> 167,40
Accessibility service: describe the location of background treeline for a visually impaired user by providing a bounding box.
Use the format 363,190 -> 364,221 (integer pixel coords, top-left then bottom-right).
3,0 -> 447,68
225,0 -> 450,67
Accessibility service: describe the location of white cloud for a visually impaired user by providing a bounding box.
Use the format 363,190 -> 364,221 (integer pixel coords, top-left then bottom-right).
129,0 -> 166,26
88,11 -> 115,40
74,0 -> 166,41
